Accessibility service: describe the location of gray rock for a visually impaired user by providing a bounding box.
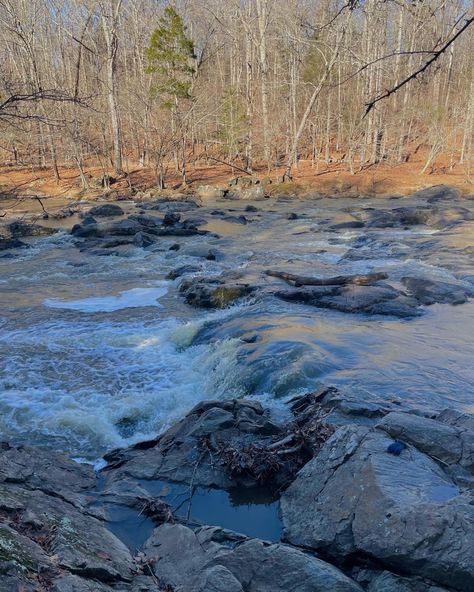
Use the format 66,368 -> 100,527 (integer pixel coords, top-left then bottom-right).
88,204 -> 124,217
280,425 -> 474,590
7,220 -> 57,238
377,411 -> 469,467
401,277 -> 472,305
132,232 -> 155,248
143,523 -> 363,592
103,399 -> 284,489
275,284 -> 421,318
412,185 -> 461,203
0,237 -> 27,250
367,571 -> 449,592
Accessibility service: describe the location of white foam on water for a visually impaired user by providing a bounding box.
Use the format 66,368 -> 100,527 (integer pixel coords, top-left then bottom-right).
44,284 -> 168,312
0,307 -> 246,457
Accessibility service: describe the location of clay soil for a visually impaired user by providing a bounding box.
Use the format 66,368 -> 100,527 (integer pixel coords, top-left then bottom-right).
1,151 -> 472,217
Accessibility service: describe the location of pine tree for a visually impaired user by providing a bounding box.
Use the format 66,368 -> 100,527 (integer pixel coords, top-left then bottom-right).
145,6 -> 196,107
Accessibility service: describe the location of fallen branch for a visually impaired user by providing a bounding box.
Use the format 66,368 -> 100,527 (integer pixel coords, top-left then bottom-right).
265,270 -> 388,287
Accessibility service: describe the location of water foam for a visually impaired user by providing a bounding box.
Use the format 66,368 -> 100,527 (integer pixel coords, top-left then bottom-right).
44,284 -> 168,312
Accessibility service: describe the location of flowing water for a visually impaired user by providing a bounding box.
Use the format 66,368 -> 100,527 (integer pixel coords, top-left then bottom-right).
1,196 -> 474,463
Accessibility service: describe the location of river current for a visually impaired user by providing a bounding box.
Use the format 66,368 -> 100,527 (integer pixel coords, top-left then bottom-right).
1,195 -> 474,461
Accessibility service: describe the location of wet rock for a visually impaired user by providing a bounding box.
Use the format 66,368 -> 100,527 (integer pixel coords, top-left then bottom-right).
412,185 -> 461,204
401,276 -> 472,305
287,212 -> 298,220
142,523 -> 363,592
132,232 -> 155,248
81,215 -> 97,226
127,214 -> 162,229
88,204 -> 124,218
330,220 -> 365,230
103,399 -> 284,489
358,204 -> 472,229
0,237 -> 27,250
366,571 -> 449,592
105,219 -> 143,236
180,277 -> 254,308
223,215 -> 248,224
245,205 -> 259,212
165,264 -> 202,280
6,220 -> 57,238
280,425 -> 474,591
71,223 -> 104,238
275,284 -> 420,318
163,211 -> 181,226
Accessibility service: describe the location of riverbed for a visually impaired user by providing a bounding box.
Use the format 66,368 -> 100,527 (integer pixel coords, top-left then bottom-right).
1,193 -> 474,463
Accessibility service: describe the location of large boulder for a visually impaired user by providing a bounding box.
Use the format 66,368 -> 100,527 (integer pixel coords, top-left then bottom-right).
366,571 -> 449,592
412,185 -> 461,203
280,425 -> 474,591
142,523 -> 363,592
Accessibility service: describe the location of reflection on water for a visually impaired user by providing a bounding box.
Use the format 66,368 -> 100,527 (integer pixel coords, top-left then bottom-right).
1,196 -> 474,458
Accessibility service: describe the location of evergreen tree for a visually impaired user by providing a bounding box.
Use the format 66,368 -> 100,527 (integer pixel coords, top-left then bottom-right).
146,6 -> 196,107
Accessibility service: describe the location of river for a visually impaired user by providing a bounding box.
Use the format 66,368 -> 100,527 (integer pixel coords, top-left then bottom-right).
1,195 -> 474,462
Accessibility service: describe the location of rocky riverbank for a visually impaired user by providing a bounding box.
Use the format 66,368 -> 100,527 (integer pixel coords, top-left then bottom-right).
1,388 -> 473,591
1,184 -> 474,591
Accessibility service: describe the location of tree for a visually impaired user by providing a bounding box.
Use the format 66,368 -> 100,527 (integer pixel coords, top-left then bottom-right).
146,5 -> 196,185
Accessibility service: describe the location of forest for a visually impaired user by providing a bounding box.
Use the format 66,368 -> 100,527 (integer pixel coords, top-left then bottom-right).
0,0 -> 473,188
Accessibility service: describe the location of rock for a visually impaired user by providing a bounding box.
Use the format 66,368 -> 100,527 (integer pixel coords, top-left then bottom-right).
105,219 -> 143,236
81,215 -> 97,226
412,185 -> 461,204
0,443 -> 137,589
245,205 -> 259,212
7,221 -> 57,238
377,411 -> 474,470
280,425 -> 474,591
0,237 -> 27,250
132,232 -> 155,248
223,215 -> 248,224
366,571 -> 450,592
88,204 -> 124,217
330,220 -> 365,230
163,211 -> 181,226
180,278 -> 254,308
275,284 -> 421,318
196,185 -> 226,200
358,204 -> 472,229
103,399 -> 284,489
142,523 -> 363,592
401,277 -> 472,305
51,574 -> 114,591
71,223 -> 105,238
128,214 -> 161,229
165,264 -> 202,280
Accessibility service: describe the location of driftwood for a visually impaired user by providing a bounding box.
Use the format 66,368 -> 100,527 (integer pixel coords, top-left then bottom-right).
265,269 -> 388,287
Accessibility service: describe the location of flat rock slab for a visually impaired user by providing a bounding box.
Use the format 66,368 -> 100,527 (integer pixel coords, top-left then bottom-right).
143,523 -> 363,592
280,425 -> 474,591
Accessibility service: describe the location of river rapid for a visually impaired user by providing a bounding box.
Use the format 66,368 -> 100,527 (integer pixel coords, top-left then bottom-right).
1,194 -> 474,462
